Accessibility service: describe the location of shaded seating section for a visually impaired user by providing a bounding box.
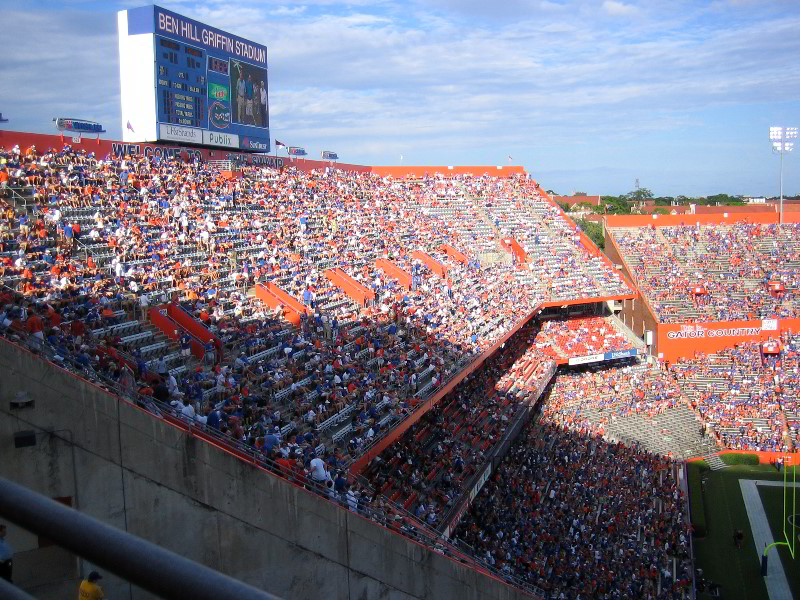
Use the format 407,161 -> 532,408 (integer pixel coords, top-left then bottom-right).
531,351 -> 719,458
611,223 -> 800,323
0,307 -> 541,597
671,334 -> 798,452
542,361 -> 681,424
362,320 -> 556,526
452,421 -> 692,599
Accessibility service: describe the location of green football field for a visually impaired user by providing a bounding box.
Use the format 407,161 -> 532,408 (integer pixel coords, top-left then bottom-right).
691,463 -> 799,600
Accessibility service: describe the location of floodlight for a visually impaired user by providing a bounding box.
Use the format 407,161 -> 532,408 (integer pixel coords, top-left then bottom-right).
770,125 -> 797,224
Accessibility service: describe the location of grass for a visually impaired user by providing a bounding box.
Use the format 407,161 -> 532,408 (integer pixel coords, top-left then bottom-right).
689,461 -> 710,536
757,483 -> 800,599
692,464 -> 789,600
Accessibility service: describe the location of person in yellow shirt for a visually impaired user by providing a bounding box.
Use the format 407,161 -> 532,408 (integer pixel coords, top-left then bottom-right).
78,570 -> 105,600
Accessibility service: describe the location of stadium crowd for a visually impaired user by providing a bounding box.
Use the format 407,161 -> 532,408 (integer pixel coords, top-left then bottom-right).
541,363 -> 683,437
4,139 -> 797,599
611,223 -> 799,323
670,333 -> 798,452
537,316 -> 633,359
0,142 -> 634,459
363,320 -> 556,525
453,421 -> 692,600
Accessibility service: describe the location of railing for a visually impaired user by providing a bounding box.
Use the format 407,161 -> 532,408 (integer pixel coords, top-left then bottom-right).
207,160 -> 233,170
0,329 -> 543,598
6,186 -> 36,214
0,476 -> 282,600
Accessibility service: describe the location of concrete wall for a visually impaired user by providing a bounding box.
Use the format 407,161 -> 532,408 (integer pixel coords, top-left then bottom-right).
0,338 -> 533,600
603,228 -> 660,354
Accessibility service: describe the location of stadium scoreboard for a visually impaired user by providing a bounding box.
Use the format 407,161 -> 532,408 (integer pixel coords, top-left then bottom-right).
118,5 -> 270,152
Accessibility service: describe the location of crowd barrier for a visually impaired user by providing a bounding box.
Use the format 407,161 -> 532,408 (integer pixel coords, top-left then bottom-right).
264,281 -> 310,317
375,258 -> 412,290
255,284 -> 302,325
500,237 -> 528,265
166,303 -> 223,360
439,244 -> 469,265
411,250 -> 447,278
323,268 -> 375,306
149,306 -> 205,359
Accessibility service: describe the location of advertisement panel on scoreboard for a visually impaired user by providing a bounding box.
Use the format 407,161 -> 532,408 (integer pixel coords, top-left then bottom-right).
118,5 -> 269,152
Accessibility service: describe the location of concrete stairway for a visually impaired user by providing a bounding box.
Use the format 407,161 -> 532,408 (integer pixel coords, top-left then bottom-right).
700,453 -> 728,471
582,404 -> 720,459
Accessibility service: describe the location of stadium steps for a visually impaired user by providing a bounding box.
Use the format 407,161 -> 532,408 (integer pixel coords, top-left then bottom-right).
583,404 -> 718,458
608,314 -> 647,351
701,453 -> 728,471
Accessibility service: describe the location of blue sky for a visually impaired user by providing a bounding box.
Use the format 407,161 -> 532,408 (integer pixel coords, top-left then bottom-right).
0,0 -> 798,196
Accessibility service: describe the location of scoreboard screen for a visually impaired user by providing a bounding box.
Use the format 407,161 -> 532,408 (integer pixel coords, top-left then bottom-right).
156,36 -> 206,128
119,4 -> 270,152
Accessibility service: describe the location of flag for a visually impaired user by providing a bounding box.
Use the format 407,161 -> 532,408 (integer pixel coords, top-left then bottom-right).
288,146 -> 307,156
322,150 -> 338,160
275,139 -> 286,148
126,121 -> 135,133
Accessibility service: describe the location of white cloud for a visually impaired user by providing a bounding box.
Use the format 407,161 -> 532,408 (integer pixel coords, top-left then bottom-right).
271,5 -> 307,17
601,0 -> 638,16
1,1 -> 799,194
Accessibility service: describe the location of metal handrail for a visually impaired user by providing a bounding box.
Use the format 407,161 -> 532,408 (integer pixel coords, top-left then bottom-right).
0,476 -> 282,600
0,577 -> 36,600
6,186 -> 35,215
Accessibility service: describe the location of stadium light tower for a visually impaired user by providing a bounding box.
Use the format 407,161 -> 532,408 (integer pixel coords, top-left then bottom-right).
769,126 -> 797,224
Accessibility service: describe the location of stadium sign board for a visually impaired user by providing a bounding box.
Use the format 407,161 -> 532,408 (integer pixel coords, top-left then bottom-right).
118,4 -> 270,152
568,353 -> 605,366
55,118 -> 106,134
568,348 -> 638,366
657,317 -> 800,363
